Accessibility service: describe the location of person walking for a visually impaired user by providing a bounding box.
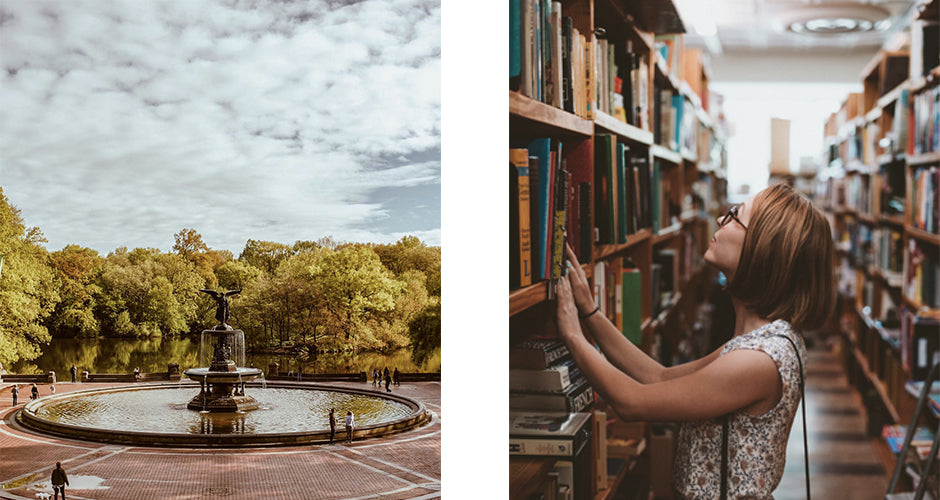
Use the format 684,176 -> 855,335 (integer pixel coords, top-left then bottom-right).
393,367 -> 400,386
345,411 -> 354,444
133,366 -> 141,381
11,385 -> 18,406
51,461 -> 69,500
384,370 -> 392,392
329,408 -> 337,444
70,364 -> 77,383
30,383 -> 39,400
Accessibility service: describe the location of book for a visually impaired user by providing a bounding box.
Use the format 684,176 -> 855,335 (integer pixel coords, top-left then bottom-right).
593,410 -> 607,492
616,142 -> 628,243
911,315 -> 939,381
594,134 -> 617,245
510,149 -> 533,289
553,461 -> 573,500
509,0 -> 521,90
529,138 -> 553,280
654,249 -> 679,294
509,376 -> 594,413
510,362 -> 575,393
510,339 -> 572,370
509,411 -> 593,457
621,266 -> 642,346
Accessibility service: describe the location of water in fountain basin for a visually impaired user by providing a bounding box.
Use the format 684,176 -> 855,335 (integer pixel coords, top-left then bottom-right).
33,387 -> 412,435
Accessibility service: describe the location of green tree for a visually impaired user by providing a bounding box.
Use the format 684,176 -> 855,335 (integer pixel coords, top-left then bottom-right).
95,250 -> 205,337
48,245 -> 104,337
238,239 -> 293,275
373,236 -> 441,297
0,188 -> 58,367
408,302 -> 441,367
316,246 -> 402,348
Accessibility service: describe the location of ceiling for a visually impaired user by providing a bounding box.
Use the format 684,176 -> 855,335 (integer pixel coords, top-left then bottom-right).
676,0 -> 926,82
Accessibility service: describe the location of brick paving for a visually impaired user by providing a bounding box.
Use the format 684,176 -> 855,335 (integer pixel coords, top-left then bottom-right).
0,381 -> 441,500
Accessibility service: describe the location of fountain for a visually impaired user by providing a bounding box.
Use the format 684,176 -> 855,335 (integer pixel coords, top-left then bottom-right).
183,289 -> 262,412
15,288 -> 431,447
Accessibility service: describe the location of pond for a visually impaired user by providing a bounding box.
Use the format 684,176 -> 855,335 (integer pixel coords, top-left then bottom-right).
9,337 -> 440,377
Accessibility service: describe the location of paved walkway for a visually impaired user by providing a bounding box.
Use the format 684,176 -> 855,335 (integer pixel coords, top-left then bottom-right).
0,381 -> 441,500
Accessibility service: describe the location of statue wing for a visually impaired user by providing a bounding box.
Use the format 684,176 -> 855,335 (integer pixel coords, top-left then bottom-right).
223,289 -> 242,297
199,289 -> 221,298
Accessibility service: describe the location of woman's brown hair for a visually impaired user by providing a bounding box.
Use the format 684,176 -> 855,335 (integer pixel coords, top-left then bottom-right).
726,183 -> 836,331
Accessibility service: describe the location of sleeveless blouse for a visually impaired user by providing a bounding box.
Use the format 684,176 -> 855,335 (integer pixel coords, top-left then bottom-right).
673,320 -> 805,499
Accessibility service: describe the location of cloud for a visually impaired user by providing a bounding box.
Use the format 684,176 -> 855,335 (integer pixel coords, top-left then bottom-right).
0,0 -> 441,254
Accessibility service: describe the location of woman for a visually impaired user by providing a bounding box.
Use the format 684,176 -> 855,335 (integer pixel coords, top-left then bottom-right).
555,183 -> 834,499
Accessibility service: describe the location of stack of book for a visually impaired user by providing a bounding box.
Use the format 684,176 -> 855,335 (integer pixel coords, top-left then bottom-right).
509,338 -> 597,499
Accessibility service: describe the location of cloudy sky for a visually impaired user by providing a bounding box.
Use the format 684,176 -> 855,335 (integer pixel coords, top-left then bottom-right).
0,0 -> 441,255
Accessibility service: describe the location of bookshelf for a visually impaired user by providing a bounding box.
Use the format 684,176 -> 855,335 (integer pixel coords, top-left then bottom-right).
818,4 -> 940,493
509,0 -> 728,497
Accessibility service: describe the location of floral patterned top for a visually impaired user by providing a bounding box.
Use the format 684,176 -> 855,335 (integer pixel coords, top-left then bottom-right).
673,319 -> 805,500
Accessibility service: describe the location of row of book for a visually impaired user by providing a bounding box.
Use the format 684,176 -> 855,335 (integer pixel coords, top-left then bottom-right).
882,424 -> 936,460
912,84 -> 939,155
510,139 -> 592,289
903,239 -> 940,309
594,38 -> 649,130
509,0 -> 593,119
898,307 -> 940,381
871,227 -> 904,286
910,166 -> 938,235
594,135 -> 651,245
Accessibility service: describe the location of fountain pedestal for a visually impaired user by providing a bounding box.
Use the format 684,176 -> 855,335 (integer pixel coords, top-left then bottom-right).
184,328 -> 261,412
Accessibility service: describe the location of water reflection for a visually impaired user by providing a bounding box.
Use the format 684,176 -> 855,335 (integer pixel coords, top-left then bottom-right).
11,338 -> 440,376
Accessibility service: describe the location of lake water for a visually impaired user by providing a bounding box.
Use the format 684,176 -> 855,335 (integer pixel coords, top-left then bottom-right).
9,337 -> 440,377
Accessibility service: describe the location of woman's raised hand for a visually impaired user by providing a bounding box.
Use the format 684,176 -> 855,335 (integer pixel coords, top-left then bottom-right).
565,243 -> 595,315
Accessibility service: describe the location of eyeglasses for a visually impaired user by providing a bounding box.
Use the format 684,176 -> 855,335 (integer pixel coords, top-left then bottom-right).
719,204 -> 747,230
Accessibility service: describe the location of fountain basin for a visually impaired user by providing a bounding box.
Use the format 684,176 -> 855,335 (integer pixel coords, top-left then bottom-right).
183,367 -> 263,412
17,382 -> 431,447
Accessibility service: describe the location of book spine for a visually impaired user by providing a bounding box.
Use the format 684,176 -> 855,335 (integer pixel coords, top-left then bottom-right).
509,437 -> 577,456
510,365 -> 572,392
510,149 -> 533,289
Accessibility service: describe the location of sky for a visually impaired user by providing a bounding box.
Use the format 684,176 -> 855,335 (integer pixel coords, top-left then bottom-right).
0,0 -> 441,255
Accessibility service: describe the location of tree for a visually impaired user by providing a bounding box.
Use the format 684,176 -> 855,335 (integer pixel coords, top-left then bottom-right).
172,228 -> 208,259
408,302 -> 440,367
48,245 -> 104,337
95,250 -> 205,337
316,246 -> 402,348
239,239 -> 294,275
0,188 -> 58,367
373,236 -> 441,297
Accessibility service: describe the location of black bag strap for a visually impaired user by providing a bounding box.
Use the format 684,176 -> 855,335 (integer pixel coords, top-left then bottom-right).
721,333 -> 809,500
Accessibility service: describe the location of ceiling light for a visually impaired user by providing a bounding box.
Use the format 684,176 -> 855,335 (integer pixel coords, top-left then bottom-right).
789,18 -> 874,34
776,5 -> 891,35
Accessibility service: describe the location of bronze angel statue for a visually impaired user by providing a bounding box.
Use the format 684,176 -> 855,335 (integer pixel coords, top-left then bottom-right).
200,288 -> 241,328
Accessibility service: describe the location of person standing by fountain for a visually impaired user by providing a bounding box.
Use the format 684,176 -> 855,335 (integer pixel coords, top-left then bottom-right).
345,411 -> 354,444
329,408 -> 337,444
70,364 -> 77,383
51,461 -> 69,500
30,383 -> 39,400
10,385 -> 18,406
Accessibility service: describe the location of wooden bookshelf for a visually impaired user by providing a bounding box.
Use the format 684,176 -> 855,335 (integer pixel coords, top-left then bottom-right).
509,0 -> 731,497
820,14 -> 939,495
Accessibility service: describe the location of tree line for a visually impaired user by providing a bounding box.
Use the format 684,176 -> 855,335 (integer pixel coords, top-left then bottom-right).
0,188 -> 441,370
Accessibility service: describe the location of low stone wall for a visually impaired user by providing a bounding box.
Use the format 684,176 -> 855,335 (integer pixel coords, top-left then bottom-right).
264,372 -> 367,383
2,373 -> 55,384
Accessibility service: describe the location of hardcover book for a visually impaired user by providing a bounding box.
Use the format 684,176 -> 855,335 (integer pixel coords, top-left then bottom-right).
510,339 -> 572,370
509,411 -> 593,457
509,374 -> 594,413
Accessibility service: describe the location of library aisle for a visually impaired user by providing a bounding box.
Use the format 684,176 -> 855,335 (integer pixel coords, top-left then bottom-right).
775,332 -> 888,500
